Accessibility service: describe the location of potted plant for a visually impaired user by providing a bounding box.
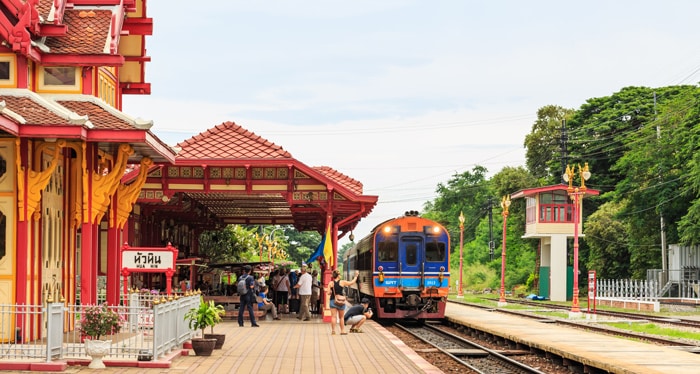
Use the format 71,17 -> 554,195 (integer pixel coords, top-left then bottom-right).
184,298 -> 226,354
79,304 -> 123,369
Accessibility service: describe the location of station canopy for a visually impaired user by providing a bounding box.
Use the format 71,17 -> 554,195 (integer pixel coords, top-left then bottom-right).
129,121 -> 378,236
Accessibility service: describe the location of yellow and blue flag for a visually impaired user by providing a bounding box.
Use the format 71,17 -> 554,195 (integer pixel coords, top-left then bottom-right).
306,223 -> 334,267
322,223 -> 334,267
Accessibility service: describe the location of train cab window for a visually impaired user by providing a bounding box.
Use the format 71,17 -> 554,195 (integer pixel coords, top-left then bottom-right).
426,241 -> 446,262
405,243 -> 417,266
378,241 -> 398,261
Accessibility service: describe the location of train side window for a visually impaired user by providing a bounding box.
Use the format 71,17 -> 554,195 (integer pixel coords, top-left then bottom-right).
426,242 -> 446,262
406,243 -> 417,266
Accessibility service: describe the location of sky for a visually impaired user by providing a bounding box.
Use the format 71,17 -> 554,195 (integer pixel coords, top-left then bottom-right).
123,1 -> 700,247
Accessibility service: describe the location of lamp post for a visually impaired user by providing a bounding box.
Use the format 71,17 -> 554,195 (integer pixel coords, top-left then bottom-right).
498,195 -> 511,306
457,212 -> 465,298
563,163 -> 591,316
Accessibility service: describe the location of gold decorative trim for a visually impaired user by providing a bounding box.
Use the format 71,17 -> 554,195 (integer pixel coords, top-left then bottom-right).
26,140 -> 67,221
115,157 -> 152,229
91,144 -> 133,224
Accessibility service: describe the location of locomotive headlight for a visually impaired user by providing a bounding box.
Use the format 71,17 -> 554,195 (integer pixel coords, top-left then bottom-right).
378,266 -> 384,283
438,267 -> 444,283
423,226 -> 442,235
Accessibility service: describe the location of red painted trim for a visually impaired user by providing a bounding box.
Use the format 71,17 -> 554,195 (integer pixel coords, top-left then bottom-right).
37,24 -> 67,37
39,54 -> 125,67
0,116 -> 20,135
123,18 -> 153,35
16,56 -> 28,88
511,184 -> 600,199
82,67 -> 93,95
18,126 -> 87,139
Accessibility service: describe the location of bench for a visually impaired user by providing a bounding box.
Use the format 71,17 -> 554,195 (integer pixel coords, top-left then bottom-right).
204,295 -> 266,320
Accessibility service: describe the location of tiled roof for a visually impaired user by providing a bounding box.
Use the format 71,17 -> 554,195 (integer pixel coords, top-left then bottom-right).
313,166 -> 364,195
175,121 -> 293,160
44,9 -> 112,54
58,100 -> 133,130
0,95 -> 68,125
0,90 -> 154,132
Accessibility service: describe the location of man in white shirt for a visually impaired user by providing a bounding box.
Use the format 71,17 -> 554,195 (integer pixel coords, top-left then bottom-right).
295,263 -> 313,321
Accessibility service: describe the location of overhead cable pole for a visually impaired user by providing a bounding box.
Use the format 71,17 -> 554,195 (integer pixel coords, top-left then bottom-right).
488,197 -> 494,261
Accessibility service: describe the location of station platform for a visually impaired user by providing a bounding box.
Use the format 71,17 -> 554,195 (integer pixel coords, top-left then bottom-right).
446,302 -> 700,374
57,312 -> 442,373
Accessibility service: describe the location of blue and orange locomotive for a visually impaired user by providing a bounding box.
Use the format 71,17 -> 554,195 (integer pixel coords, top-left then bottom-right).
343,211 -> 450,320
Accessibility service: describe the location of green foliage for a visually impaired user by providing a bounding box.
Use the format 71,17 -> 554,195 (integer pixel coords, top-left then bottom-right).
184,298 -> 226,335
458,263 -> 498,292
198,225 -> 259,264
523,105 -> 575,179
584,200 -> 631,278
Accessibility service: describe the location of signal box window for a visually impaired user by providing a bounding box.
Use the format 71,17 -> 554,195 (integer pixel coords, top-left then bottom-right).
378,241 -> 398,261
425,242 -> 446,262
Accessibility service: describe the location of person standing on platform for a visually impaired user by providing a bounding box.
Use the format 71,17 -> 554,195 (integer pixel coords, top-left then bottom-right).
238,265 -> 260,327
344,298 -> 372,333
310,269 -> 320,315
295,263 -> 313,321
326,269 -> 359,335
274,268 -> 290,313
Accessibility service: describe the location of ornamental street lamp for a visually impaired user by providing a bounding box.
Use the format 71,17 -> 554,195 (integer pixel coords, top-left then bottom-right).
563,162 -> 591,315
499,195 -> 511,306
457,211 -> 465,298
260,226 -> 285,262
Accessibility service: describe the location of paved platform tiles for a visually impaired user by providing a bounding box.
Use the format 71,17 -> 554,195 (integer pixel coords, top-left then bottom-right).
446,302 -> 700,374
48,313 -> 442,373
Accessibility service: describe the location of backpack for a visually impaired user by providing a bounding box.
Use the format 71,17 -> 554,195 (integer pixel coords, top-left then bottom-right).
237,274 -> 249,295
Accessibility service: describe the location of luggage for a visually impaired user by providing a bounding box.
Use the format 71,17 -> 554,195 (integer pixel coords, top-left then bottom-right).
289,298 -> 300,314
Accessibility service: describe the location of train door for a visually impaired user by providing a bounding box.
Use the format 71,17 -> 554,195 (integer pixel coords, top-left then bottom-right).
399,235 -> 422,289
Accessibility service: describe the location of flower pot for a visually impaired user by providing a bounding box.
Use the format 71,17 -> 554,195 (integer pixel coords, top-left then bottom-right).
203,333 -> 226,349
190,338 -> 217,356
85,339 -> 111,369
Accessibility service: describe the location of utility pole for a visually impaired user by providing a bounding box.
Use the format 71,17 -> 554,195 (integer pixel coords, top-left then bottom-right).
560,120 -> 568,184
655,92 -> 667,276
488,197 -> 494,261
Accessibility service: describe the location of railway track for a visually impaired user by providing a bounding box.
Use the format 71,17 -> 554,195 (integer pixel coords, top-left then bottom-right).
395,322 -> 548,374
450,299 -> 700,349
504,298 -> 700,329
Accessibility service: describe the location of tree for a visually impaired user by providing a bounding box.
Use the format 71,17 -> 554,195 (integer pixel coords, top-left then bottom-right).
584,200 -> 631,279
523,105 -> 575,180
198,225 -> 258,264
423,165 -> 492,246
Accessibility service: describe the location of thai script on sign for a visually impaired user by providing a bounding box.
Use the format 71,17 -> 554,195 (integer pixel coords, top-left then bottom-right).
122,250 -> 174,270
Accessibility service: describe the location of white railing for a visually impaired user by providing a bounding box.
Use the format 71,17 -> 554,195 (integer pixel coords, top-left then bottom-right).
0,293 -> 199,363
596,279 -> 660,301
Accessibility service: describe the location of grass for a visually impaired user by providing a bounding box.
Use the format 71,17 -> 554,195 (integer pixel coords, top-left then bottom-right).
603,322 -> 700,341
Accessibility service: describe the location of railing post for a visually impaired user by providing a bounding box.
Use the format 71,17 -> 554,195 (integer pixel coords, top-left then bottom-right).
45,302 -> 65,362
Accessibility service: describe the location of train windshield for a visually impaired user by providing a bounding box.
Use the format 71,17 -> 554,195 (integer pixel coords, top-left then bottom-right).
425,241 -> 446,262
377,241 -> 398,261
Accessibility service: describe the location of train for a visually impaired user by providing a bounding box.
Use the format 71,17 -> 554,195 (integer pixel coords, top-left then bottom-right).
342,210 -> 450,320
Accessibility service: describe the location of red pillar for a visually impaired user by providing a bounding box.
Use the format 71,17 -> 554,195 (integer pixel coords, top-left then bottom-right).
81,222 -> 95,304
107,223 -> 120,305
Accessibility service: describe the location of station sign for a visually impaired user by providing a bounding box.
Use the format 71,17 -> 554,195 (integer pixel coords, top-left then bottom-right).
122,250 -> 174,270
